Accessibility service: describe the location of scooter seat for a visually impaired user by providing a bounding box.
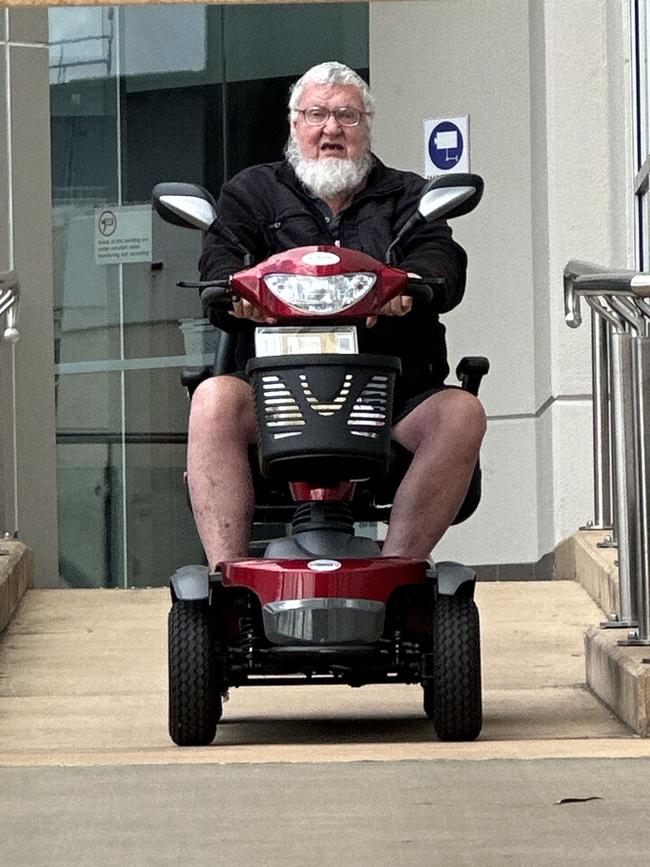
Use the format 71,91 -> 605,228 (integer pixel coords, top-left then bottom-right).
249,439 -> 481,527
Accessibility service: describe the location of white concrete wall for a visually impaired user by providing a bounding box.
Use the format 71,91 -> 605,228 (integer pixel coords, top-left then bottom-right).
0,9 -> 59,584
370,0 -> 633,567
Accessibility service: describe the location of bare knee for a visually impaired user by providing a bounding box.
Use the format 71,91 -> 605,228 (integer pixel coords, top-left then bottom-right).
444,390 -> 487,444
394,388 -> 486,454
190,375 -> 257,443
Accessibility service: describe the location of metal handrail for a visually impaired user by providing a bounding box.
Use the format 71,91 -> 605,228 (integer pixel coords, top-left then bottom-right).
564,259 -> 650,328
0,271 -> 20,343
0,271 -> 20,539
564,259 -> 650,644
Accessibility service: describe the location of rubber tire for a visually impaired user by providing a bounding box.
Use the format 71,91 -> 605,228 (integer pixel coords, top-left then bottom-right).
430,593 -> 482,741
168,600 -> 221,746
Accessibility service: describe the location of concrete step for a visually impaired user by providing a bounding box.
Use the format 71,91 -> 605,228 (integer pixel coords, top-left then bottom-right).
0,539 -> 32,634
557,529 -> 650,737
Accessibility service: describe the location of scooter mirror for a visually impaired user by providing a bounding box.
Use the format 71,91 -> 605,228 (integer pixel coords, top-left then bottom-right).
417,173 -> 484,223
385,173 -> 484,265
152,182 -> 218,231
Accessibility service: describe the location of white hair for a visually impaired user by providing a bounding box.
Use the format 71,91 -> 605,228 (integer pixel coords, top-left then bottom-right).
288,61 -> 375,124
285,61 -> 374,199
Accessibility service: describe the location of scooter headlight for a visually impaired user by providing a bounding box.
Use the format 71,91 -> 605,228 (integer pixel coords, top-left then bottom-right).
264,272 -> 376,314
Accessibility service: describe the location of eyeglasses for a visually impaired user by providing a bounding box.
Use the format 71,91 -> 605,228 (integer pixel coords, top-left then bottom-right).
295,106 -> 371,127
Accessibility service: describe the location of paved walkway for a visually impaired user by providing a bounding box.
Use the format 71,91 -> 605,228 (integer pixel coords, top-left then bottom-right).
4,758 -> 650,866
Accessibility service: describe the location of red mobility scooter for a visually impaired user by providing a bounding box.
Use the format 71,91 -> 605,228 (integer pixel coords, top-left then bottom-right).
152,173 -> 487,745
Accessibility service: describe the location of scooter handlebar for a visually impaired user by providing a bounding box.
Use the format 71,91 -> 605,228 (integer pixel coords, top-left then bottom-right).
178,279 -> 233,311
178,275 -> 445,314
403,276 -> 445,305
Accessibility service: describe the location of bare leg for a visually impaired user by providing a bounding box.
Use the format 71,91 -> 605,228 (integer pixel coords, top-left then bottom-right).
187,376 -> 258,568
382,389 -> 487,559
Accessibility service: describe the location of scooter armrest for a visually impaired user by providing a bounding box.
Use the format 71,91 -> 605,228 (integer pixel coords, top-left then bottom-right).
181,365 -> 213,397
456,356 -> 490,396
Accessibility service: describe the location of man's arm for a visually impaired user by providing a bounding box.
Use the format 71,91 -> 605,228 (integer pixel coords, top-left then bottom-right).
198,177 -> 271,332
398,220 -> 468,314
199,180 -> 268,279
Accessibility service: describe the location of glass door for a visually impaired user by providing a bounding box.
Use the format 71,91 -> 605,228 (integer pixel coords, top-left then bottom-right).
49,2 -> 369,587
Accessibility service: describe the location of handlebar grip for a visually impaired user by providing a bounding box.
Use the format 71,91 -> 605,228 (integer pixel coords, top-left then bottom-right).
405,277 -> 443,304
199,285 -> 233,310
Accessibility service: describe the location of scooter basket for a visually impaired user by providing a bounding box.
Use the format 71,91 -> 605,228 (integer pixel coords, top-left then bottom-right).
246,353 -> 401,482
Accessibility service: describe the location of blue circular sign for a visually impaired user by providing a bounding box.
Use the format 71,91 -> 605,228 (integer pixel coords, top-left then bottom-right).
428,121 -> 464,170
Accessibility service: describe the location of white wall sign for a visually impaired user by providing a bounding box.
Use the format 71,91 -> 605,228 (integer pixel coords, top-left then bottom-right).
94,205 -> 152,265
423,116 -> 470,178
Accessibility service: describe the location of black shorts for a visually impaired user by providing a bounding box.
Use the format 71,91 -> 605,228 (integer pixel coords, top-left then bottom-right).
392,384 -> 463,424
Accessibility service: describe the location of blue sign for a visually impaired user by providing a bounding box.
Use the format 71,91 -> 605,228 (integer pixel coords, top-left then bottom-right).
428,120 -> 464,170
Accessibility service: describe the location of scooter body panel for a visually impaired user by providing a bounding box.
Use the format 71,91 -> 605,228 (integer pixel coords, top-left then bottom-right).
221,557 -> 429,646
221,557 -> 429,605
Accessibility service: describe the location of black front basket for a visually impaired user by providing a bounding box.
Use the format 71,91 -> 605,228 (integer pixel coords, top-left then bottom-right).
246,353 -> 401,483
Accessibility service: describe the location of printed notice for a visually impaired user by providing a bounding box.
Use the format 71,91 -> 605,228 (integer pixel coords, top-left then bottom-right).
94,205 -> 152,265
254,326 -> 358,357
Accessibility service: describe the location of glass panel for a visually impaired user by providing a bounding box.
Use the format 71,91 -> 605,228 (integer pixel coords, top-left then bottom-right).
56,370 -> 124,588
120,5 -> 212,81
222,3 -> 369,178
51,3 -> 370,587
50,7 -> 121,366
118,5 -> 224,361
124,441 -> 204,587
223,3 -> 369,82
121,77 -> 223,360
123,368 -> 203,587
49,7 -> 117,85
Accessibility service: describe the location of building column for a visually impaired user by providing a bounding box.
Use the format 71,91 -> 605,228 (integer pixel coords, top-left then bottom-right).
0,8 -> 59,586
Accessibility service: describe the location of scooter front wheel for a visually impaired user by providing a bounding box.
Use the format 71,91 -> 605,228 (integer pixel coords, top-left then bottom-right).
428,593 -> 482,741
168,600 -> 221,746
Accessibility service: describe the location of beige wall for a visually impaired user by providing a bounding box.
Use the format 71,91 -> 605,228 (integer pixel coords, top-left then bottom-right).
0,7 -> 59,585
370,0 -> 632,568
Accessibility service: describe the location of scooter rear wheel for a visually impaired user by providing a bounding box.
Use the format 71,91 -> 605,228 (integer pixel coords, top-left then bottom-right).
429,593 -> 482,741
168,600 -> 221,746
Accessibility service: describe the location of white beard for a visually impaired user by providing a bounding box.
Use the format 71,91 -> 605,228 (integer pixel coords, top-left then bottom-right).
286,138 -> 372,200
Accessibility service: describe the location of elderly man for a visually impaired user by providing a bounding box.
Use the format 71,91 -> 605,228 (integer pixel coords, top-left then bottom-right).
190,61 -> 486,569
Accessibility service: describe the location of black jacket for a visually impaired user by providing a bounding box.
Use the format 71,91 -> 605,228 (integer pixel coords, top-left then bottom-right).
199,157 -> 468,403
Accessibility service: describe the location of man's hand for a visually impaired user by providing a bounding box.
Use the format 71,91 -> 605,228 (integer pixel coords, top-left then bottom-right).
229,296 -> 277,324
366,294 -> 413,328
366,272 -> 423,327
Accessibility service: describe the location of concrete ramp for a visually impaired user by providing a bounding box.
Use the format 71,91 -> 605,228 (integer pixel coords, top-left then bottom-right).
0,581 -> 637,767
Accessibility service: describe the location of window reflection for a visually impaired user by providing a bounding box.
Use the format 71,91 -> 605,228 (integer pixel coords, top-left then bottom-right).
49,7 -> 116,84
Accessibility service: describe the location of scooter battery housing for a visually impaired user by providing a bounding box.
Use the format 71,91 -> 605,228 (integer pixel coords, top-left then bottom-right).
246,353 -> 401,482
